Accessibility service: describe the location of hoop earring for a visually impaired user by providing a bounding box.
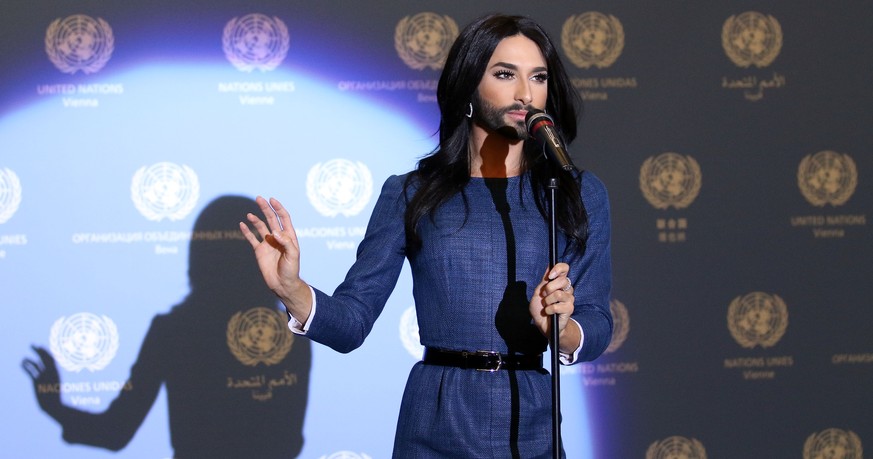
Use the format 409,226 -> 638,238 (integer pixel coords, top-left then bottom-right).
465,102 -> 473,118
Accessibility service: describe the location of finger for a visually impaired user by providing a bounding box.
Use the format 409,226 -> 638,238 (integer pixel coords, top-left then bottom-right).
268,198 -> 291,230
542,279 -> 575,306
544,297 -> 574,316
239,221 -> 260,248
539,267 -> 560,293
552,276 -> 572,293
543,295 -> 568,313
542,277 -> 570,299
547,262 -> 570,281
269,227 -> 297,255
268,198 -> 300,244
255,196 -> 284,234
246,212 -> 272,240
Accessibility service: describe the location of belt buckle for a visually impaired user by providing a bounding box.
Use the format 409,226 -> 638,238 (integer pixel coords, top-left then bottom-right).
473,350 -> 503,372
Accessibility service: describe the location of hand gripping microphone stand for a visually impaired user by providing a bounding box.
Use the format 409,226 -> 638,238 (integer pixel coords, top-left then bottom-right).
526,109 -> 576,459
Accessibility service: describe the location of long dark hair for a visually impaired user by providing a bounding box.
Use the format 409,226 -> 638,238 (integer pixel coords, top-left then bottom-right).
404,14 -> 587,253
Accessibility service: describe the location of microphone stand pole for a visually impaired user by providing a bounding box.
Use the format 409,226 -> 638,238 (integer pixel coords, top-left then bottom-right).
547,177 -> 562,459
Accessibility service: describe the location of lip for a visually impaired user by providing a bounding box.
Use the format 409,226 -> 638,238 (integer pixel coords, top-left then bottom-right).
507,110 -> 527,121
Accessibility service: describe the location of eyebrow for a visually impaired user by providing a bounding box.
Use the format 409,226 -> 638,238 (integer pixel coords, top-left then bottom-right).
490,61 -> 548,73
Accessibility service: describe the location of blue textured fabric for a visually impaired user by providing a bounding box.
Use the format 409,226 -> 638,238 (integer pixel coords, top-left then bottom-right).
307,171 -> 612,458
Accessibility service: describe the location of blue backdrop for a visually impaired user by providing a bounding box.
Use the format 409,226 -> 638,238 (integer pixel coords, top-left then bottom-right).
2,1 -> 871,458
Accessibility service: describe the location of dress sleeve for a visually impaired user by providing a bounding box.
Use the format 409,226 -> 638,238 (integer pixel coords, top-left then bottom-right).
304,175 -> 408,353
564,171 -> 613,363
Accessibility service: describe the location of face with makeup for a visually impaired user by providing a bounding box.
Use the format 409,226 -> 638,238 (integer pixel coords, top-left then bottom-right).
472,34 -> 549,141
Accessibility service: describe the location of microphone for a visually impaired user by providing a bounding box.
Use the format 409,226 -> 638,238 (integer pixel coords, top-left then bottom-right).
525,109 -> 576,172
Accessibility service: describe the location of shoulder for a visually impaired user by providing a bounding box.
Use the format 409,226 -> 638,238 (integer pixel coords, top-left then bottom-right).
381,172 -> 413,194
382,171 -> 424,196
374,172 -> 416,208
383,171 -> 413,186
577,170 -> 609,203
575,170 -> 610,223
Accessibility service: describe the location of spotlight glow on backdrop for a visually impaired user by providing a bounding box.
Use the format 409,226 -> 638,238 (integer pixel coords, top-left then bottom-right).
2,61 -> 594,458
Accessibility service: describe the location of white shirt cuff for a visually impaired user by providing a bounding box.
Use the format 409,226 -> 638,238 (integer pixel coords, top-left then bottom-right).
287,285 -> 316,335
558,319 -> 584,365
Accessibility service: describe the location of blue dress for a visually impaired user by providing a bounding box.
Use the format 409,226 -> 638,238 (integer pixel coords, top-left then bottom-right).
306,171 -> 613,458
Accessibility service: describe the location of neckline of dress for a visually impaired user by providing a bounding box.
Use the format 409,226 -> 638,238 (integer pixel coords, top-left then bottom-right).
470,174 -> 523,181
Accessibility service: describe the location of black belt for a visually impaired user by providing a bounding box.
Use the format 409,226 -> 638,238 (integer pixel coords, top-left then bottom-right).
423,347 -> 543,372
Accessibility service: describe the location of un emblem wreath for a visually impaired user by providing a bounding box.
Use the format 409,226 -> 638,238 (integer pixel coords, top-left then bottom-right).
45,15 -> 114,74
639,153 -> 702,210
394,12 -> 458,71
722,12 -> 782,68
561,12 -> 624,69
227,307 -> 294,367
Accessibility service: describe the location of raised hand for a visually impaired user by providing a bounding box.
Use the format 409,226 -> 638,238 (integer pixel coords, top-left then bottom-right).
240,196 -> 313,323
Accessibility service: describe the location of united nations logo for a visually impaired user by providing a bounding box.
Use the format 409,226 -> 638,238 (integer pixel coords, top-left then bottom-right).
306,159 -> 373,217
395,12 -> 458,70
49,312 -> 120,372
605,299 -> 629,354
798,151 -> 858,207
0,168 -> 23,224
318,451 -> 373,459
561,12 -> 624,69
222,13 -> 290,72
646,436 -> 707,459
227,307 -> 294,366
399,306 -> 424,360
640,153 -> 702,209
722,12 -> 783,68
45,15 -> 114,74
727,292 -> 789,349
803,428 -> 863,459
131,162 -> 200,222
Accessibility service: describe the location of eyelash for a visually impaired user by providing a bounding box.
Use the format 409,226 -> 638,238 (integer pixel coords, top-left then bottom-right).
493,70 -> 549,83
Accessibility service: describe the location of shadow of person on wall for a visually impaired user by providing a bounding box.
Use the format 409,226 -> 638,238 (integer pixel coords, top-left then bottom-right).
22,195 -> 311,459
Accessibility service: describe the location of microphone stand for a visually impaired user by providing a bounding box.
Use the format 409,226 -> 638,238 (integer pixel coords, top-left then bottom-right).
527,108 -> 572,457
547,177 -> 562,459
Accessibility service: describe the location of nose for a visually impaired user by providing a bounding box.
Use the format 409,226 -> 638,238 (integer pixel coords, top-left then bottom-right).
515,80 -> 533,105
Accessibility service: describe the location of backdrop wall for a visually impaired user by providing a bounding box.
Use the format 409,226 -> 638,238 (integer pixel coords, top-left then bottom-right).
1,1 -> 870,458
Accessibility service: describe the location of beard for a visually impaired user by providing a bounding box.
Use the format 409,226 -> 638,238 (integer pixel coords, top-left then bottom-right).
471,95 -> 530,141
